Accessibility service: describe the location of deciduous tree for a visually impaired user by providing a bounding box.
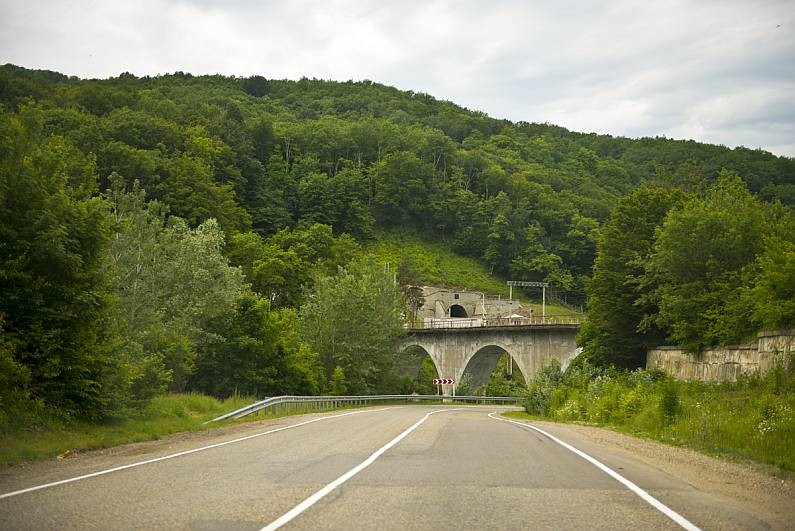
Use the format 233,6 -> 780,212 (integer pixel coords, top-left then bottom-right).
300,259 -> 405,394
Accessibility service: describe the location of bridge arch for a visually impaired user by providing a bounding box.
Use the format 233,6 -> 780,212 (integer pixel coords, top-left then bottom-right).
460,343 -> 530,389
397,341 -> 443,380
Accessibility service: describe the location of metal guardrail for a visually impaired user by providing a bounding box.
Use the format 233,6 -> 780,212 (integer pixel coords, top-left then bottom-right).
409,315 -> 583,330
209,394 -> 525,422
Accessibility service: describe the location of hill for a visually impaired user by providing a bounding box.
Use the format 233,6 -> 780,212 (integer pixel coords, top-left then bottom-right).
2,64 -> 793,303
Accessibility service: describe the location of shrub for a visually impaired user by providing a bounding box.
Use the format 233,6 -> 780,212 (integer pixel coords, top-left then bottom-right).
659,382 -> 680,425
525,360 -> 563,416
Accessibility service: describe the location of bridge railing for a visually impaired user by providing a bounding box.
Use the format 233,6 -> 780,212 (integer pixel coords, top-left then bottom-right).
408,315 -> 583,330
208,394 -> 525,422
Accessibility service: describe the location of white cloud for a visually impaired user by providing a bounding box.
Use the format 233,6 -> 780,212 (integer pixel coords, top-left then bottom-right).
1,0 -> 793,156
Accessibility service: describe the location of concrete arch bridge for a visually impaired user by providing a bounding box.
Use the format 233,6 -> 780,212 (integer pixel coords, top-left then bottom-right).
398,318 -> 581,395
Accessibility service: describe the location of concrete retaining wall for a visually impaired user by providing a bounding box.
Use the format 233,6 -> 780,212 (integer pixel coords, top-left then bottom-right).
646,330 -> 793,381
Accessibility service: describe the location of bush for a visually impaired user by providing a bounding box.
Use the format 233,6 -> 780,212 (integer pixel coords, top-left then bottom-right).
525,360 -> 563,416
659,382 -> 680,425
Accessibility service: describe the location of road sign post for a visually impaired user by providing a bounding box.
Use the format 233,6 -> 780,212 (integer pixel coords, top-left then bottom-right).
433,378 -> 455,398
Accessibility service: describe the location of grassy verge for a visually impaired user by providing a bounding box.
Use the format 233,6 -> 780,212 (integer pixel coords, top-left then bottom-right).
0,393 -> 254,466
517,356 -> 795,472
0,395 -> 438,466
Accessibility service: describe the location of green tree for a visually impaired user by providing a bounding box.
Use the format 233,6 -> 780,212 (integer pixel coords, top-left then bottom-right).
191,295 -> 322,397
0,314 -> 33,424
331,366 -> 347,395
412,356 -> 439,395
645,173 -> 773,351
0,108 -> 117,418
226,223 -> 360,308
297,167 -> 372,238
372,151 -> 431,226
155,154 -> 251,234
484,213 -> 514,274
299,258 -> 405,394
243,75 -> 271,97
579,187 -> 684,368
747,234 -> 795,330
246,154 -> 294,234
483,355 -> 527,397
510,225 -> 573,288
250,245 -> 307,308
106,177 -> 247,395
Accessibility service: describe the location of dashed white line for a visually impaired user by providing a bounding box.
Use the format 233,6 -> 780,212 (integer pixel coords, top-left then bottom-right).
489,412 -> 701,531
261,407 -> 463,531
0,407 -> 396,500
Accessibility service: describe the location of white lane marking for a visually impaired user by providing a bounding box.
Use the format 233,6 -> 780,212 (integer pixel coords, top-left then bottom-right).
261,407 -> 464,531
488,413 -> 701,531
0,407 -> 398,500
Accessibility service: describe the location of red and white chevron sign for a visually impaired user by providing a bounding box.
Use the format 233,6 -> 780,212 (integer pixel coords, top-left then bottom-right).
433,378 -> 455,385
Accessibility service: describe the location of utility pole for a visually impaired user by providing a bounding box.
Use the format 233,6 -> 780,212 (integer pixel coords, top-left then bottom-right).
507,280 -> 549,318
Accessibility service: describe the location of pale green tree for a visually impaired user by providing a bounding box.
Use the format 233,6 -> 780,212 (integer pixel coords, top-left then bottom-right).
106,176 -> 246,394
299,258 -> 405,394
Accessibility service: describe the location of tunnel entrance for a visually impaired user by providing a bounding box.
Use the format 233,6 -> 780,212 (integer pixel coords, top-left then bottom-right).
449,304 -> 468,318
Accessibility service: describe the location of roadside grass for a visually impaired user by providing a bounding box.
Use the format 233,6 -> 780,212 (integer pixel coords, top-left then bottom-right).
515,356 -> 795,473
0,393 -> 254,466
0,395 -> 435,467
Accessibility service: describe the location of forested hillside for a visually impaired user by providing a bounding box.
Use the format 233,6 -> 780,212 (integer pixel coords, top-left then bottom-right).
2,64 -> 794,295
1,64 -> 794,422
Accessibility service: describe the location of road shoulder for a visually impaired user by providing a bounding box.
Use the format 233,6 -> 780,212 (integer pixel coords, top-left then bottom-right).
524,418 -> 794,530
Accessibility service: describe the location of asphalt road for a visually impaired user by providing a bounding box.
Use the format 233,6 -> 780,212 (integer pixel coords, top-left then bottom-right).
0,406 -> 775,530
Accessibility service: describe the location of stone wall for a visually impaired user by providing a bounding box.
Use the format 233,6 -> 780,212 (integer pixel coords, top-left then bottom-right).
646,330 -> 794,381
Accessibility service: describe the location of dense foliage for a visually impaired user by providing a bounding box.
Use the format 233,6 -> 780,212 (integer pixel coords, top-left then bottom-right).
580,174 -> 795,364
2,63 -> 794,421
577,187 -> 685,368
3,64 -> 793,301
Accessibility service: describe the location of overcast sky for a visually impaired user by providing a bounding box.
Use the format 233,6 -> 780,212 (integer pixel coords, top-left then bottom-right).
2,0 -> 794,156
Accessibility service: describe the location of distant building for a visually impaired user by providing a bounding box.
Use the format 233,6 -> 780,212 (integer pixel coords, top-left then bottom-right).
417,287 -> 527,321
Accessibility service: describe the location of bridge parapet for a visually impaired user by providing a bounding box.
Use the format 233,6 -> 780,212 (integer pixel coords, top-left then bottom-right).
408,315 -> 583,330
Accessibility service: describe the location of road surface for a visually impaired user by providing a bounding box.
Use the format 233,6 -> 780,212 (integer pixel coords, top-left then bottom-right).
0,406 -> 785,529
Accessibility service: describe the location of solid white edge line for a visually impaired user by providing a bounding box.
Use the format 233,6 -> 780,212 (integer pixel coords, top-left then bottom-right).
0,407 -> 398,500
488,413 -> 701,531
261,407 -> 464,531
